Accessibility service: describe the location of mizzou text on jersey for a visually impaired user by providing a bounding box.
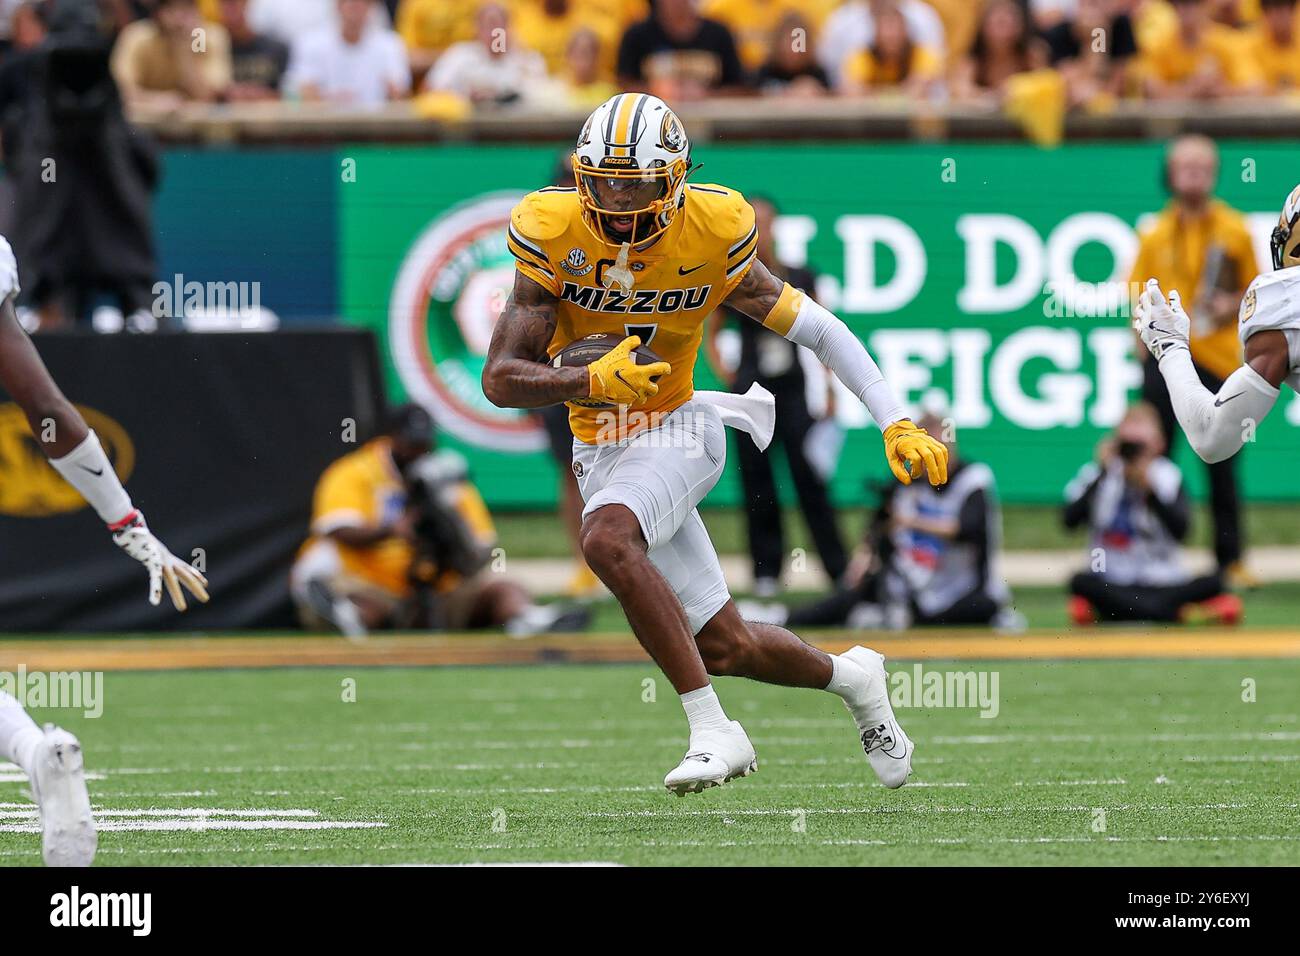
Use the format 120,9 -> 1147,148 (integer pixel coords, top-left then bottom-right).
507,183 -> 757,443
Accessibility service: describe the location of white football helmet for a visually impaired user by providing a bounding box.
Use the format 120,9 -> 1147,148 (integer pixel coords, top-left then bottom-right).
1270,183 -> 1300,270
571,93 -> 692,248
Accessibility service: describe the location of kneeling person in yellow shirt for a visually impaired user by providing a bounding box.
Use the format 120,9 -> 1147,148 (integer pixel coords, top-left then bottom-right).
292,405 -> 589,638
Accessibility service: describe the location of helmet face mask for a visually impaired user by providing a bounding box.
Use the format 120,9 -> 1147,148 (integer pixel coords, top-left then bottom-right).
571,94 -> 692,249
573,159 -> 678,245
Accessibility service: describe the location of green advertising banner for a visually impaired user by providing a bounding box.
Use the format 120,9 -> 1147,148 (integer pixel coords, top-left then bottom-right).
339,141 -> 1300,507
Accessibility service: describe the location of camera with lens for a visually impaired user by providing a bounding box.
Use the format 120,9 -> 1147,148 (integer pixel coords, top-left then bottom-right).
1116,439 -> 1146,462
402,451 -> 493,582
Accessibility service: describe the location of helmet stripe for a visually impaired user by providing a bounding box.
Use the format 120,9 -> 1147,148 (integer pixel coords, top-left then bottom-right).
613,93 -> 640,156
628,94 -> 648,152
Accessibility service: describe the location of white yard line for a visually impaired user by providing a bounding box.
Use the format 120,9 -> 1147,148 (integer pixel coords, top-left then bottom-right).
0,820 -> 387,833
0,807 -> 322,818
442,832 -> 1300,851
581,801 -> 1294,818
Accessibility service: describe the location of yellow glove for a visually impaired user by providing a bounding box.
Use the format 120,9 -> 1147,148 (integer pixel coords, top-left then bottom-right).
586,335 -> 671,406
882,419 -> 949,487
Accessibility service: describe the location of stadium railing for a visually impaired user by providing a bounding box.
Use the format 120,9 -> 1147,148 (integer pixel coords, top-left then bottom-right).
129,97 -> 1300,145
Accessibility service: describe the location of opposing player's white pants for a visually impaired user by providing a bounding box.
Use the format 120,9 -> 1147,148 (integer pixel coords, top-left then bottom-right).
572,399 -> 731,635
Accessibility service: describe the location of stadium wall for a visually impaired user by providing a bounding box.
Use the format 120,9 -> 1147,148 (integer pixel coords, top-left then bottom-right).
150,141 -> 1300,506
0,330 -> 385,631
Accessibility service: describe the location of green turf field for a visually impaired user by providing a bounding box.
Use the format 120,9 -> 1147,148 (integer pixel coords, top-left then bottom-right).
579,582 -> 1300,632
3,659 -> 1296,866
494,503 -> 1300,557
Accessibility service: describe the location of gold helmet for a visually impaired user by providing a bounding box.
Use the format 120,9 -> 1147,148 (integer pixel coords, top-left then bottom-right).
571,93 -> 692,249
1270,184 -> 1300,270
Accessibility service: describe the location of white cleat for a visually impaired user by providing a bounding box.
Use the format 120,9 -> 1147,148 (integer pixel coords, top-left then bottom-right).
30,725 -> 97,867
663,721 -> 757,796
841,646 -> 914,789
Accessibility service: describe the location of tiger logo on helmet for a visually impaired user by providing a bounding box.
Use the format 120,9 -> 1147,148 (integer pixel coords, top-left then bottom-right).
571,94 -> 693,248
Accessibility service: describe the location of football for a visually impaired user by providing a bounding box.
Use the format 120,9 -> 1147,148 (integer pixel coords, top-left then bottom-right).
552,332 -> 665,407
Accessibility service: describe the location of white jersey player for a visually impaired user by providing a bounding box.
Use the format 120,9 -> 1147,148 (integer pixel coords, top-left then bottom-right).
0,235 -> 208,865
1138,184 -> 1300,463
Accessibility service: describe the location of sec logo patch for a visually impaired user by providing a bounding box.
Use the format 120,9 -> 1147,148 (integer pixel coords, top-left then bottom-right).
561,247 -> 594,277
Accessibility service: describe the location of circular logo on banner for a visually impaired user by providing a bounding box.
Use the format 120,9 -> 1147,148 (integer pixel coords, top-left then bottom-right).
388,193 -> 545,452
0,403 -> 135,517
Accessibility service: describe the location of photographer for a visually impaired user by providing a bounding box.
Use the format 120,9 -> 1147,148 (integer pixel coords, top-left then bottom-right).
291,405 -> 587,638
743,413 -> 1020,631
1063,402 -> 1240,625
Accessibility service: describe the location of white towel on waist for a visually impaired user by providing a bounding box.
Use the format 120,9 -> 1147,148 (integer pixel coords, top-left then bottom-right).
692,383 -> 776,451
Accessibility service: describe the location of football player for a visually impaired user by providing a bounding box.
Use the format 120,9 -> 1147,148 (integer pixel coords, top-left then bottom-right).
1138,183 -> 1300,463
483,94 -> 948,795
0,234 -> 208,865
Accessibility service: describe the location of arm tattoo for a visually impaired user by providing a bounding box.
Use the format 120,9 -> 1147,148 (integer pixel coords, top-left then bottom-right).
721,258 -> 784,324
482,272 -> 588,408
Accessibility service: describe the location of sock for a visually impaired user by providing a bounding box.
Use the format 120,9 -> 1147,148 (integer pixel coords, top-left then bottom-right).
505,603 -> 563,637
48,430 -> 135,526
680,684 -> 731,736
0,692 -> 44,776
825,654 -> 887,726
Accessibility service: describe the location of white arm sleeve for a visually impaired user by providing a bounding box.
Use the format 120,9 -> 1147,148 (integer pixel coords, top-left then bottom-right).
1157,350 -> 1280,463
785,295 -> 905,428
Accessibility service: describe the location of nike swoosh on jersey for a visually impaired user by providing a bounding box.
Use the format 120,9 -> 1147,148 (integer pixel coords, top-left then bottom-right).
677,263 -> 706,276
78,465 -> 105,476
1214,392 -> 1244,407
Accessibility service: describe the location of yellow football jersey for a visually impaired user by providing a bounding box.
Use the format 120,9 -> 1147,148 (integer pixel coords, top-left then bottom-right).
507,183 -> 757,444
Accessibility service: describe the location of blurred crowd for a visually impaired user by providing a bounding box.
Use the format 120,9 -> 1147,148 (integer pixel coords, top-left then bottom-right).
2,0 -> 1299,118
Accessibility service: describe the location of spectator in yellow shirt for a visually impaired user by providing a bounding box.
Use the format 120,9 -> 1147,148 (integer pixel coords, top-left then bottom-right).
111,0 -> 233,108
1134,0 -> 1263,98
840,1 -> 943,96
1249,0 -> 1300,90
395,0 -> 477,77
1128,135 -> 1259,582
291,405 -> 588,637
558,27 -> 621,109
512,0 -> 622,84
579,0 -> 650,29
702,0 -> 837,72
